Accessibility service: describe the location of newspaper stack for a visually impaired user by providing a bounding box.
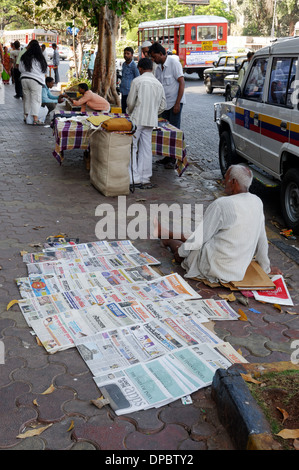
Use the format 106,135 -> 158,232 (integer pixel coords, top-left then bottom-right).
16,239 -> 246,415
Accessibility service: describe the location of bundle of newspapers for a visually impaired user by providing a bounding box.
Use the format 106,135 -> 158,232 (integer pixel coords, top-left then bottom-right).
16,239 -> 246,415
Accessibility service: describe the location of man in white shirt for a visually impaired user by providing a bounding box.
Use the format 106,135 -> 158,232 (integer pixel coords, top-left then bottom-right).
154,165 -> 281,283
126,58 -> 166,189
149,42 -> 185,168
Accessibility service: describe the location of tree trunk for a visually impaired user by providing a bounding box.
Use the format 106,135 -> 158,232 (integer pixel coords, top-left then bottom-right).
92,5 -> 120,106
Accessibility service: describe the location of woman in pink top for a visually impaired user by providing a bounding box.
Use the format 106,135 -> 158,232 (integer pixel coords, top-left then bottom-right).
65,83 -> 110,112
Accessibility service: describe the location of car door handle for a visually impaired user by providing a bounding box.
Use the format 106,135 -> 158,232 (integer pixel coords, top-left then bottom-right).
280,121 -> 287,131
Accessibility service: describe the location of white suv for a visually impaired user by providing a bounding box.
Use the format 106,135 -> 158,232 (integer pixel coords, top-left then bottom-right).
215,37 -> 299,233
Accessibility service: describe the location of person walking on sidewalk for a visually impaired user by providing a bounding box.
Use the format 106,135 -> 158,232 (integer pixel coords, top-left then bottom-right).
52,43 -> 60,84
2,46 -> 11,84
119,47 -> 139,113
126,58 -> 166,189
19,39 -> 47,125
149,42 -> 185,169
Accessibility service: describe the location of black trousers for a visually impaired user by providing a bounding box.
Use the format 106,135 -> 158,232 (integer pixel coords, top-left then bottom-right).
13,68 -> 22,97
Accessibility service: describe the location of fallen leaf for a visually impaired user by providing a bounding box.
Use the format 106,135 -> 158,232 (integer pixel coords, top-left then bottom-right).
240,373 -> 262,384
36,337 -> 42,346
238,308 -> 248,321
67,420 -> 74,432
273,303 -> 282,312
33,399 -> 39,406
17,424 -> 52,439
277,407 -> 289,424
20,250 -> 28,256
91,397 -> 110,409
286,310 -> 299,315
219,293 -> 236,302
6,299 -> 19,311
236,295 -> 249,306
276,429 -> 299,439
41,384 -> 55,395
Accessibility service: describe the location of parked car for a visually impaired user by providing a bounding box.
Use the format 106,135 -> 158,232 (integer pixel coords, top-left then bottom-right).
203,53 -> 247,94
58,45 -> 71,60
224,59 -> 248,101
45,46 -> 53,60
214,37 -> 299,232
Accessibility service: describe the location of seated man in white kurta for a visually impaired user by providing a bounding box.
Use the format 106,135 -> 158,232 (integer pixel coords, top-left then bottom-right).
154,165 -> 281,284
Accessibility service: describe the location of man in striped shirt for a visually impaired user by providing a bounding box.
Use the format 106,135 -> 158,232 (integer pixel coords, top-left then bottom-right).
127,58 -> 166,189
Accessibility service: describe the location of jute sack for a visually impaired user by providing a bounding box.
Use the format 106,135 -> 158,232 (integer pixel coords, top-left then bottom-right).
89,129 -> 132,196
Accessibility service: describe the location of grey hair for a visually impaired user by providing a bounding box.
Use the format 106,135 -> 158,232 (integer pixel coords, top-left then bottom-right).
227,164 -> 253,191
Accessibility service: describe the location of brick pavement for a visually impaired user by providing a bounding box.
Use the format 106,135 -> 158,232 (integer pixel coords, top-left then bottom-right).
0,83 -> 298,451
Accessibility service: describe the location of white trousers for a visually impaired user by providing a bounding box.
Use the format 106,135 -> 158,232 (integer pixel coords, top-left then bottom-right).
22,78 -> 42,117
130,125 -> 153,184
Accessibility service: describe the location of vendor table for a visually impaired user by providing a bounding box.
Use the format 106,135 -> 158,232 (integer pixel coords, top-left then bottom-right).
52,112 -> 188,176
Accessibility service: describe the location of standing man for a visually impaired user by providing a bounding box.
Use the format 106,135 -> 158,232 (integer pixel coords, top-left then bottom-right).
149,42 -> 185,168
52,43 -> 60,85
41,44 -> 48,75
88,50 -> 96,79
14,41 -> 25,99
119,47 -> 139,113
126,58 -> 166,189
141,41 -> 157,73
10,41 -> 20,92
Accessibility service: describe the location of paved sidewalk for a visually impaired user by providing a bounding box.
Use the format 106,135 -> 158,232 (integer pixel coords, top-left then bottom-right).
0,83 -> 298,451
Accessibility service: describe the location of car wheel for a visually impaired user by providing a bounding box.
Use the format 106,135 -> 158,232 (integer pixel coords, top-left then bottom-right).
280,168 -> 299,234
219,131 -> 238,176
205,78 -> 213,94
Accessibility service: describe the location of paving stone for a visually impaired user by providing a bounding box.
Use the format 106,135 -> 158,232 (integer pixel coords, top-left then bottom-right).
125,423 -> 189,450
18,388 -> 75,422
0,381 -> 38,448
123,408 -> 164,433
12,363 -> 66,394
73,415 -> 136,450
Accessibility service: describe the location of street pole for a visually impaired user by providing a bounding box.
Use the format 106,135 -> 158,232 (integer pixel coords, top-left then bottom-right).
73,18 -> 78,78
166,0 -> 168,19
271,0 -> 277,38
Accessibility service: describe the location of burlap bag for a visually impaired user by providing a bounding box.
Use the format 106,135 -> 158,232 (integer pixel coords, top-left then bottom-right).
89,129 -> 132,197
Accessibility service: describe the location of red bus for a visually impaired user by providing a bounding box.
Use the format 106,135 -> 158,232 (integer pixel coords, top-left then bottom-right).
138,15 -> 228,78
2,28 -> 59,47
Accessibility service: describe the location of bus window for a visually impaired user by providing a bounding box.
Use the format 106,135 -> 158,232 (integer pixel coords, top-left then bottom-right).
180,25 -> 185,44
158,28 -> 164,43
169,27 -> 174,45
153,28 -> 158,41
163,27 -> 169,44
197,26 -> 217,40
144,30 -> 149,40
218,26 -> 223,39
191,26 -> 196,40
138,30 -> 143,44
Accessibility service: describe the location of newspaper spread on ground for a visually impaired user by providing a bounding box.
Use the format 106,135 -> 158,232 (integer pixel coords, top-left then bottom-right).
16,240 -> 247,414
